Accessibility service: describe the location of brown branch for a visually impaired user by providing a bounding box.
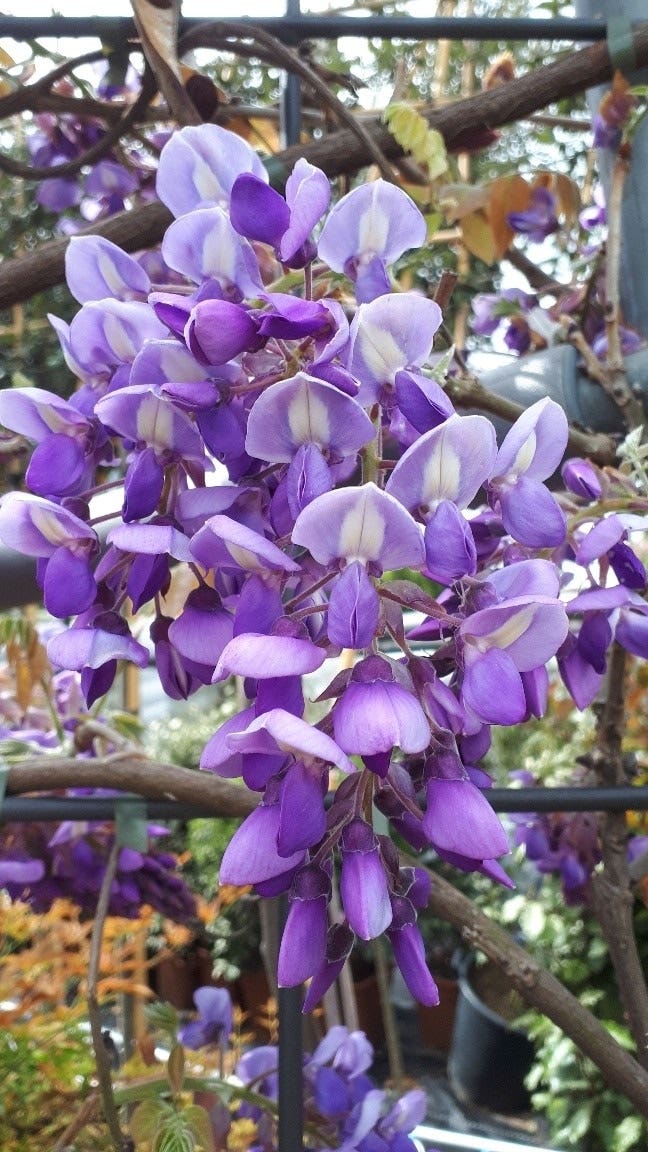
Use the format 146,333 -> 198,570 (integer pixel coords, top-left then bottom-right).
179,20 -> 396,181
590,644 -> 648,1069
5,753 -> 257,816
0,66 -> 158,181
3,26 -> 648,311
444,371 -> 618,465
405,855 -> 648,1118
504,245 -> 566,296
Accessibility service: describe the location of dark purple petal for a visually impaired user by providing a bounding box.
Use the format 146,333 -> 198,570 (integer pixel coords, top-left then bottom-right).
340,820 -> 392,940
187,299 -> 260,365
286,443 -> 333,518
43,548 -> 96,617
423,778 -> 509,859
561,458 -> 602,500
388,919 -> 439,1007
123,448 -> 164,522
333,677 -> 429,756
424,503 -> 476,584
26,435 -> 88,497
277,763 -> 326,856
327,561 -> 379,648
616,606 -> 648,658
230,172 -> 290,246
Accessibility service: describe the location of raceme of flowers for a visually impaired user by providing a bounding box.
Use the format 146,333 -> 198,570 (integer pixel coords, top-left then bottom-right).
0,123 -> 646,1008
179,986 -> 428,1152
0,665 -> 196,922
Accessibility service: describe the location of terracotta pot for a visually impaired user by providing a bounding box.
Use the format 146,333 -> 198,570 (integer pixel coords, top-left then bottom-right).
417,973 -> 458,1054
155,954 -> 199,1011
237,967 -> 274,1038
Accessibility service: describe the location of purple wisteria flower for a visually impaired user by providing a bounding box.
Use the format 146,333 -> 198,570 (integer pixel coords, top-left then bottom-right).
318,179 -> 426,301
4,118 -> 635,1019
507,186 -> 559,242
178,986 -> 233,1050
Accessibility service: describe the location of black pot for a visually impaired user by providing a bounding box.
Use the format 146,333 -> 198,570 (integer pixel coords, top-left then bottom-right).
447,957 -> 535,1114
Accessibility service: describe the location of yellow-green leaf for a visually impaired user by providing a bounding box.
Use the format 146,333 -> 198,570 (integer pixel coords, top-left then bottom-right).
383,102 -> 448,181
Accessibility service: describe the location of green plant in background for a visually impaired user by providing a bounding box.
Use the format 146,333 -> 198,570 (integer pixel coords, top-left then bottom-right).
484,700 -> 648,1151
0,1015 -> 112,1151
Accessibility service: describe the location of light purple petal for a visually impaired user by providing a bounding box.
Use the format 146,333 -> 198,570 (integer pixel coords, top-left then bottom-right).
96,385 -> 205,462
156,123 -> 268,217
212,633 -> 326,682
162,207 -> 263,297
219,805 -> 305,885
292,482 -> 424,571
191,514 -> 300,573
48,625 -> 148,672
0,492 -> 96,557
280,159 -> 331,263
461,595 -> 568,671
245,372 -> 374,463
498,476 -> 566,548
487,558 -> 560,600
462,647 -> 527,724
347,294 -> 442,404
318,179 -> 426,271
65,235 -> 150,303
0,386 -> 89,442
575,515 -> 625,565
108,523 -> 193,561
386,413 -> 497,513
493,397 -> 568,481
333,679 -> 430,756
226,708 -> 353,773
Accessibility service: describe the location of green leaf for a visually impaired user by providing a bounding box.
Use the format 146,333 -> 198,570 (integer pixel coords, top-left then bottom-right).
147,1000 -> 180,1041
383,102 -> 448,181
184,1104 -> 215,1152
166,1043 -> 186,1095
130,1098 -> 172,1143
613,1115 -> 645,1152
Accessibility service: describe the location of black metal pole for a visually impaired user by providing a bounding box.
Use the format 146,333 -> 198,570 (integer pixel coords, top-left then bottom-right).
0,15 -> 613,44
277,9 -> 305,1146
2,786 -> 648,823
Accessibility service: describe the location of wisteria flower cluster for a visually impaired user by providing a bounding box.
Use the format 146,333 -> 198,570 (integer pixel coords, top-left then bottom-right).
179,986 -> 427,1152
1,122 -> 647,1007
0,663 -> 196,922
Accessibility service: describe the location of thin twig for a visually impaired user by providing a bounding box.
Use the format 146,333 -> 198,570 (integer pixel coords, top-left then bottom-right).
178,20 -> 396,181
0,65 -> 158,181
53,1090 -> 100,1152
589,644 -> 648,1069
87,842 -> 131,1151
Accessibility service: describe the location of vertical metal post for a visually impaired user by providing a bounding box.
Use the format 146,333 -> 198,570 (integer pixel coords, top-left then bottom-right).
281,0 -> 302,148
278,5 -> 305,1147
278,932 -> 304,1152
